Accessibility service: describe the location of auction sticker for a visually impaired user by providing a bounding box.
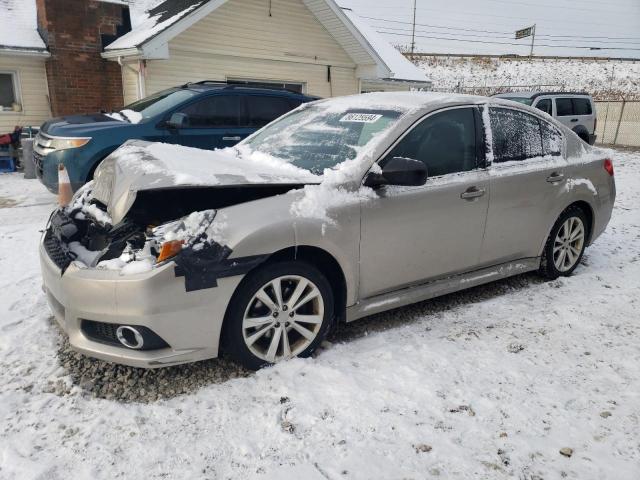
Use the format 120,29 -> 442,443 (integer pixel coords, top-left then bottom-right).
339,113 -> 382,123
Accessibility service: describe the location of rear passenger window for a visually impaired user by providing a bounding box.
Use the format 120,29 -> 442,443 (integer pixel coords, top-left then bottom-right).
555,98 -> 573,116
573,98 -> 592,115
536,99 -> 552,115
540,121 -> 563,156
489,108 -> 543,162
385,107 -> 477,177
247,96 -> 294,127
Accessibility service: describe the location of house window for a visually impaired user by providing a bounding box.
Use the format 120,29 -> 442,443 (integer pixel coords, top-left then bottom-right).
0,72 -> 20,111
226,78 -> 304,94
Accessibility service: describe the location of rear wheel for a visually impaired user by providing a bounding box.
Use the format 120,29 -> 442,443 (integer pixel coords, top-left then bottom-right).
539,206 -> 588,279
223,261 -> 334,370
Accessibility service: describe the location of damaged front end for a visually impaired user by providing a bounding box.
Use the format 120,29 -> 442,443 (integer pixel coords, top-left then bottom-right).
43,183 -> 271,291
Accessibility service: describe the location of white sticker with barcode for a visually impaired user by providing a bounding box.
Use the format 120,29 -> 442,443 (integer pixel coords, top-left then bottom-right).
339,113 -> 382,123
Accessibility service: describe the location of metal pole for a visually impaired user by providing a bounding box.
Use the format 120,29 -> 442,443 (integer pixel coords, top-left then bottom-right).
614,97 -> 626,145
530,24 -> 536,58
410,0 -> 417,57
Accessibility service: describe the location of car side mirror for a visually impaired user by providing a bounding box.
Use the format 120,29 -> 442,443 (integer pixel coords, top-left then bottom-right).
166,112 -> 188,129
364,157 -> 428,188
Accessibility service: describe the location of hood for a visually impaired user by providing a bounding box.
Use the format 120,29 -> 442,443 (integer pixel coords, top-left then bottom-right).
41,113 -> 140,137
91,140 -> 321,225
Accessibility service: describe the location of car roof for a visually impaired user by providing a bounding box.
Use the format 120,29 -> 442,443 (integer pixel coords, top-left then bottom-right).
178,81 -> 315,98
493,91 -> 592,100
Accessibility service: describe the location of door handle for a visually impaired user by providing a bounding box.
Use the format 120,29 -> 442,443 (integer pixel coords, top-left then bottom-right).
460,186 -> 486,200
570,118 -> 579,122
546,172 -> 565,183
222,136 -> 242,141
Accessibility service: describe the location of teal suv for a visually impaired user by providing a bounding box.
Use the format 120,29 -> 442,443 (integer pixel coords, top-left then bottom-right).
34,82 -> 317,192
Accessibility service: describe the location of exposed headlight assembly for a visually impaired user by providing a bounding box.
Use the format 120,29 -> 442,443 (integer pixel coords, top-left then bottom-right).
150,210 -> 218,264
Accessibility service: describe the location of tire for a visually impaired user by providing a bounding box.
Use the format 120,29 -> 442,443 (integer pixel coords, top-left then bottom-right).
222,261 -> 334,370
539,206 -> 589,279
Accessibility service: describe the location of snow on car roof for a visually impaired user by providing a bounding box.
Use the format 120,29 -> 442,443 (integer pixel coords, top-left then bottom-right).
0,0 -> 47,53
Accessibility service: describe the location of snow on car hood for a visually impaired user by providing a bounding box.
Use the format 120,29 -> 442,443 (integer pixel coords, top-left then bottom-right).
92,140 -> 321,225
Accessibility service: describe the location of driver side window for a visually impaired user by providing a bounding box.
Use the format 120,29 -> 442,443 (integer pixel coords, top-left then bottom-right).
384,107 -> 478,177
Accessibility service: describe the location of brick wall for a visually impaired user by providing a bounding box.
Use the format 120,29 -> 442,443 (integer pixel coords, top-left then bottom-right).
36,0 -> 126,116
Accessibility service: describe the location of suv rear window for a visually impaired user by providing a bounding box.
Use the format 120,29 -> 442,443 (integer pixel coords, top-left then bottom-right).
573,98 -> 592,115
247,95 -> 295,127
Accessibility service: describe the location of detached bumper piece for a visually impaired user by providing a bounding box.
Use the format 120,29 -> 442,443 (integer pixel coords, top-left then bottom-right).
81,319 -> 170,351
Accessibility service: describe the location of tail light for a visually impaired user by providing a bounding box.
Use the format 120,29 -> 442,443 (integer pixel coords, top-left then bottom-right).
594,117 -> 597,132
604,158 -> 614,176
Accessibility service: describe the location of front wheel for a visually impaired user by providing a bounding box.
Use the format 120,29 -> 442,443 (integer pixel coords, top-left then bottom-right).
223,261 -> 334,370
539,206 -> 588,279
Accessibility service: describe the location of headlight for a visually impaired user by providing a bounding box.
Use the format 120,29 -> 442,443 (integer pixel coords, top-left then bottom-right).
150,210 -> 217,264
50,137 -> 91,151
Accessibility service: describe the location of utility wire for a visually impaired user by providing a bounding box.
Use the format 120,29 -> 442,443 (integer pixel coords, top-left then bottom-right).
378,30 -> 640,51
374,25 -> 640,45
360,15 -> 640,41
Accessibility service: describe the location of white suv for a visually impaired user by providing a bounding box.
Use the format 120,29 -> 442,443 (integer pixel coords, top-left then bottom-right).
494,92 -> 597,145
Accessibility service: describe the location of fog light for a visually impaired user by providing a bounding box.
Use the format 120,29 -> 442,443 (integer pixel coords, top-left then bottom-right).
116,325 -> 144,349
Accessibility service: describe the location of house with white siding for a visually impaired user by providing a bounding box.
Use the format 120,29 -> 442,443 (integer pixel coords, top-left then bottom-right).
103,0 -> 431,103
0,0 -> 430,128
0,1 -> 50,131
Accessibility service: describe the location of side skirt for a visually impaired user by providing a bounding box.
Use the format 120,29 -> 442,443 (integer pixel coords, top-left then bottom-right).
346,258 -> 540,322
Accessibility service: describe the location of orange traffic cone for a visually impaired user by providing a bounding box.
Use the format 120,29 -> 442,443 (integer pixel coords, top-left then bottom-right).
58,163 -> 72,207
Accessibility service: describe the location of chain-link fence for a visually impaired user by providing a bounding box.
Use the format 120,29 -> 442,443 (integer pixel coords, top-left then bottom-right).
594,99 -> 640,147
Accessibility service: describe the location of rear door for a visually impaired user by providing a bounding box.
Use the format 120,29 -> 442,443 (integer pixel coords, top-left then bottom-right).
480,107 -> 567,265
165,94 -> 253,150
359,106 -> 490,298
554,96 -> 595,135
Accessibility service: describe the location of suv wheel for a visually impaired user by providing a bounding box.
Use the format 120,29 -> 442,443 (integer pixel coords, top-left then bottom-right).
223,261 -> 334,370
539,206 -> 588,279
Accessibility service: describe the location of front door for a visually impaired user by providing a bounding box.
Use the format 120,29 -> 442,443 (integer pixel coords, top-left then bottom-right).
480,106 -> 568,265
359,106 -> 490,298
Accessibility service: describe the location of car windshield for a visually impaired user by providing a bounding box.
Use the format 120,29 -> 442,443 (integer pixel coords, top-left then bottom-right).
244,104 -> 403,174
503,97 -> 534,106
124,88 -> 199,119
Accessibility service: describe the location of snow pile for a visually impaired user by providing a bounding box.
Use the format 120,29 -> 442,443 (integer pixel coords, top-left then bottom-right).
419,56 -> 640,98
0,149 -> 639,478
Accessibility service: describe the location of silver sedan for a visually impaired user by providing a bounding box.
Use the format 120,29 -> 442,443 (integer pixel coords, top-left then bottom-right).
39,92 -> 615,370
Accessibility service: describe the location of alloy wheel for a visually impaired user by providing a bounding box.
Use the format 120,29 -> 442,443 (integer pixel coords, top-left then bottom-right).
242,275 -> 325,363
553,216 -> 585,272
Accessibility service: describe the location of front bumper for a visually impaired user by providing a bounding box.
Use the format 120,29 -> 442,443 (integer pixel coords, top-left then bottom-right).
39,239 -> 243,368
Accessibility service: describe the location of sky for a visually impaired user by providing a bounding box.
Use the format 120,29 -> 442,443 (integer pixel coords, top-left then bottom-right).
337,0 -> 640,59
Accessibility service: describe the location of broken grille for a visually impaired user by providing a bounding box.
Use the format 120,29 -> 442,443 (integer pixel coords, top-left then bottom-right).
43,230 -> 72,271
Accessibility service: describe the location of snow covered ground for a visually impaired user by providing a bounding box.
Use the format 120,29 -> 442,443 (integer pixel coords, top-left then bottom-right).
1,149 -> 639,479
418,56 -> 640,98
